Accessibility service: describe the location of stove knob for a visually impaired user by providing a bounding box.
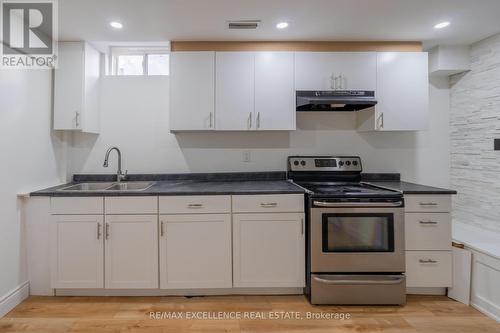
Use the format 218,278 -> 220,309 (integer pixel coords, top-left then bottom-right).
300,160 -> 306,166
352,160 -> 358,166
293,161 -> 299,166
346,161 -> 351,166
338,161 -> 344,166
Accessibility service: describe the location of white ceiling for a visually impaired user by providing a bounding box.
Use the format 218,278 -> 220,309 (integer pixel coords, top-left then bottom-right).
59,0 -> 500,48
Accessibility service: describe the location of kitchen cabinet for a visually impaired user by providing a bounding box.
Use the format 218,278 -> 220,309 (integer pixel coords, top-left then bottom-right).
357,52 -> 429,131
254,52 -> 295,130
159,214 -> 232,289
170,51 -> 215,131
50,215 -> 104,288
104,215 -> 158,289
232,212 -> 305,288
171,51 -> 295,131
54,42 -> 101,133
295,52 -> 376,91
216,52 -> 255,130
404,194 -> 452,289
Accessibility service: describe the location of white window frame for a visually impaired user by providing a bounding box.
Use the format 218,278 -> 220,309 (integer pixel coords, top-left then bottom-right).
110,47 -> 170,76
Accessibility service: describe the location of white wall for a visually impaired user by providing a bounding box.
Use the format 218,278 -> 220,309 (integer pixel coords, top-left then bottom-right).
450,33 -> 500,233
69,75 -> 450,188
0,70 -> 65,300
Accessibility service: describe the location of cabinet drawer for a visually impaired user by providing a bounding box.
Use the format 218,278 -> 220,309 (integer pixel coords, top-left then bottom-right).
405,213 -> 451,250
159,196 -> 230,214
232,194 -> 304,213
51,197 -> 103,215
406,251 -> 452,287
405,195 -> 451,213
105,197 -> 157,214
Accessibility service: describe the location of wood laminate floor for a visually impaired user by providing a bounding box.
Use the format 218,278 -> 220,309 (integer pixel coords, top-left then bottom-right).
0,295 -> 498,333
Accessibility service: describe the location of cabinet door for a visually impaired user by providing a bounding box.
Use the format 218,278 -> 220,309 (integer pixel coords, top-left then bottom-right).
216,52 -> 255,130
233,213 -> 305,288
105,215 -> 158,289
255,52 -> 295,130
160,214 -> 232,289
54,42 -> 84,130
376,52 -> 429,131
170,52 -> 215,131
81,43 -> 101,134
51,215 -> 104,288
295,52 -> 376,91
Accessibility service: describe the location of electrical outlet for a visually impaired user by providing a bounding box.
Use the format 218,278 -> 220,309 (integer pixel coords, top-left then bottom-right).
242,150 -> 251,162
495,139 -> 500,151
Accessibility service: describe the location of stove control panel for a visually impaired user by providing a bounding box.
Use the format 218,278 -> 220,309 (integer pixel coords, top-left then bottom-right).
288,156 -> 362,172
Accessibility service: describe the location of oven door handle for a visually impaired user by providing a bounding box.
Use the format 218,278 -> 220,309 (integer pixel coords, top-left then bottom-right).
313,200 -> 403,208
313,275 -> 404,285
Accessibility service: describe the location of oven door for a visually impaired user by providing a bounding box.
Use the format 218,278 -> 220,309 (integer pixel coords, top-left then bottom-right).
311,204 -> 404,273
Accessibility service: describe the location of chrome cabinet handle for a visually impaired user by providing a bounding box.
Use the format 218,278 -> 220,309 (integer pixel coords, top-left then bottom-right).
187,203 -> 203,209
160,221 -> 165,237
419,202 -> 438,206
419,259 -> 438,264
209,112 -> 213,128
260,202 -> 277,208
97,223 -> 102,240
257,112 -> 261,129
301,218 -> 304,235
377,112 -> 384,129
75,111 -> 80,128
419,220 -> 438,225
105,223 -> 110,240
247,112 -> 252,129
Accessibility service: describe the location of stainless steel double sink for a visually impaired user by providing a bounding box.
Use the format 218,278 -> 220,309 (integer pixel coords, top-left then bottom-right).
58,181 -> 155,192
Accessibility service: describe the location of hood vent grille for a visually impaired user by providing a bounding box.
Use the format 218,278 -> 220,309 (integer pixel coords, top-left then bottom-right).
228,20 -> 260,30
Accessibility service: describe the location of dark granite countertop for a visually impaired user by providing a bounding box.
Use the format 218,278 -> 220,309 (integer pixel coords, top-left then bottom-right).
30,172 -> 456,197
366,181 -> 457,195
31,172 -> 306,197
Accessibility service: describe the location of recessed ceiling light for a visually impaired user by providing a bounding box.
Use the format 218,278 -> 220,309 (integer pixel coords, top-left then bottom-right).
434,21 -> 450,29
110,21 -> 123,29
276,22 -> 289,29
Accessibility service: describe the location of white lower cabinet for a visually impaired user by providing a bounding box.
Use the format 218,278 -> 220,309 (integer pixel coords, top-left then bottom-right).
159,214 -> 232,289
404,194 -> 453,290
232,213 -> 305,288
406,251 -> 452,288
51,215 -> 104,289
104,215 -> 159,289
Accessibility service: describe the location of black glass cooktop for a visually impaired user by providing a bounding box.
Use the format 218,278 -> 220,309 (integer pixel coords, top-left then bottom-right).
296,182 -> 402,198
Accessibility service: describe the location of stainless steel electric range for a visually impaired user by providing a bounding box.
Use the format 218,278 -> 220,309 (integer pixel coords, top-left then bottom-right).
288,156 -> 406,305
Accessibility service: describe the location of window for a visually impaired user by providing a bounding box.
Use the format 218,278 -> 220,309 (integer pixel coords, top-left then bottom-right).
110,47 -> 169,76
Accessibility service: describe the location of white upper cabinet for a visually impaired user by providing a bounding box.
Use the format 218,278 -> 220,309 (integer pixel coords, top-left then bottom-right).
216,52 -> 255,130
54,42 -> 101,133
254,52 -> 296,130
357,52 -> 429,131
170,52 -> 215,131
295,52 -> 376,91
170,51 -> 295,131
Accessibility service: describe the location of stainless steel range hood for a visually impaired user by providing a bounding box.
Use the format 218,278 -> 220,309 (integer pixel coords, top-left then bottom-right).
296,90 -> 377,112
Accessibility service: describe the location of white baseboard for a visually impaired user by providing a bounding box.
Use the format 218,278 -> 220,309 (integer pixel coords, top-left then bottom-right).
472,295 -> 500,323
55,287 -> 303,297
406,287 -> 447,295
0,281 -> 29,318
